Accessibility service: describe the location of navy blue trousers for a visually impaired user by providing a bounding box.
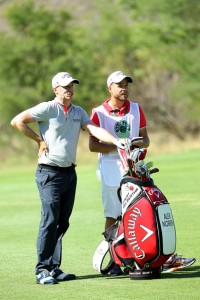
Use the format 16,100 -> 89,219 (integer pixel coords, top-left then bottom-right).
35,164 -> 77,274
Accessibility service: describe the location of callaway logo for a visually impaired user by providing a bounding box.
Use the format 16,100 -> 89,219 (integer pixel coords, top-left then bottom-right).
140,225 -> 154,242
114,120 -> 130,138
115,71 -> 125,77
62,73 -> 71,79
126,206 -> 155,260
149,188 -> 161,198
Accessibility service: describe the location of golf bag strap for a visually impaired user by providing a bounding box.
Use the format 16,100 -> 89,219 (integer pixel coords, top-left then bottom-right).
117,187 -> 122,203
101,258 -> 115,275
120,176 -> 154,187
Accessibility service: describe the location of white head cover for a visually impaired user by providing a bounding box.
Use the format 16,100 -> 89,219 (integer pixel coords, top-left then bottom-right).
92,240 -> 109,273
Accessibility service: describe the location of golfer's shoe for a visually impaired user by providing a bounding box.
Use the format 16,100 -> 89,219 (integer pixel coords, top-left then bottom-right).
162,254 -> 196,273
110,264 -> 123,276
50,268 -> 76,281
36,270 -> 58,285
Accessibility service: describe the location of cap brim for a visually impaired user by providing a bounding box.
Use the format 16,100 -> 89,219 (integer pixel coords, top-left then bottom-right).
115,76 -> 132,83
59,79 -> 80,86
72,79 -> 80,84
126,76 -> 133,83
108,76 -> 133,87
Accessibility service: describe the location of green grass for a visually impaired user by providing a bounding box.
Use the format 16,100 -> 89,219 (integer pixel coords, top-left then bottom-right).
0,149 -> 200,300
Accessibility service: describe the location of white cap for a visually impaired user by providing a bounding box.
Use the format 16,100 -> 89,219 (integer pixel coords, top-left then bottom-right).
107,71 -> 133,87
52,72 -> 79,88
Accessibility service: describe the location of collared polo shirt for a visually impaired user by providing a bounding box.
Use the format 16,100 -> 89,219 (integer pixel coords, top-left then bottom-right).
91,98 -> 146,128
28,98 -> 90,167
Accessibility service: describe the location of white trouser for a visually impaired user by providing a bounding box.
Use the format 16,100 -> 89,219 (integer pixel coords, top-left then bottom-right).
97,159 -> 123,219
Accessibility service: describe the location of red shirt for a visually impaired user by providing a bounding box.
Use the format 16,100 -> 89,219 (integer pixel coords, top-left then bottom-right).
91,99 -> 147,128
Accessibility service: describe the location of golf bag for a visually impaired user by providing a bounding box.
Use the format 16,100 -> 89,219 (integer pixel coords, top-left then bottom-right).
93,138 -> 176,279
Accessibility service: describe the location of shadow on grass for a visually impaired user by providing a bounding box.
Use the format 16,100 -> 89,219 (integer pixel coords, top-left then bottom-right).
76,274 -> 129,280
76,265 -> 199,280
162,265 -> 200,279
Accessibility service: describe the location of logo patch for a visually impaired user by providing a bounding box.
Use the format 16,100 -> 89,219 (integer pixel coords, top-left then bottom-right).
114,120 -> 130,138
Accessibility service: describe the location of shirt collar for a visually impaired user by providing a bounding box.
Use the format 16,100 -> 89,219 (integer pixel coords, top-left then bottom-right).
54,97 -> 73,110
102,98 -> 130,116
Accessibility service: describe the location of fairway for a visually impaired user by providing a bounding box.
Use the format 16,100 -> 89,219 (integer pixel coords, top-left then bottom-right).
0,149 -> 200,300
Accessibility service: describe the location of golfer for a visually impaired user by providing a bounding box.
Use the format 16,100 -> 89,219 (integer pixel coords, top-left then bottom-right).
11,71 -> 125,285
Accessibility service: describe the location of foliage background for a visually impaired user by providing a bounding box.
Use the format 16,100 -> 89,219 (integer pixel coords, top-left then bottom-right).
0,0 -> 199,163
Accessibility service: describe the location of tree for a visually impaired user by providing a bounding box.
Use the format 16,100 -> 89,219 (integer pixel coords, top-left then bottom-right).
117,0 -> 200,137
0,0 -> 200,141
0,0 -> 102,123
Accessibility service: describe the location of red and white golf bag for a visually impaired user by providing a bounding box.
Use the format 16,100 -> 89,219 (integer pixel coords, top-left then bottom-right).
93,138 -> 176,279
